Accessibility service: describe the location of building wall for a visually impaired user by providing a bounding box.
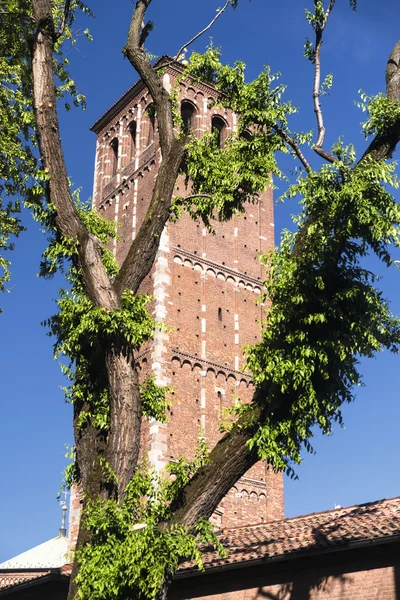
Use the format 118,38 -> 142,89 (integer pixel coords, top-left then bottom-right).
171,545 -> 400,600
182,567 -> 396,600
87,61 -> 283,529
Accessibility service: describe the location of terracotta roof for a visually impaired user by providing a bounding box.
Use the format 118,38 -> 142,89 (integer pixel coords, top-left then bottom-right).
179,496 -> 400,573
0,565 -> 72,593
0,571 -> 50,591
1,498 -> 399,591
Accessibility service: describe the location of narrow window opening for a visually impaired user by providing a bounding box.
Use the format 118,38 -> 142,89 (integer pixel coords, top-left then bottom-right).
181,101 -> 196,135
211,115 -> 227,148
217,391 -> 223,413
144,104 -> 155,146
110,137 -> 118,177
218,308 -> 222,321
241,130 -> 252,141
129,120 -> 137,161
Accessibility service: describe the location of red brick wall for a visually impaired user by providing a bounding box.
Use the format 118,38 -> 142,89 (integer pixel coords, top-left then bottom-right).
87,62 -> 284,529
185,566 -> 397,600
171,546 -> 400,600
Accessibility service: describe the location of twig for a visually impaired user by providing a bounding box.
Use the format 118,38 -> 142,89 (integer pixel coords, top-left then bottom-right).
182,194 -> 213,202
58,0 -> 71,37
322,0 -> 336,28
272,125 -> 312,174
174,0 -> 231,61
312,0 -> 336,162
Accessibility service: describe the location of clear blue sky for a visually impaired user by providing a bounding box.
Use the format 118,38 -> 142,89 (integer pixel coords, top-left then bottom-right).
1,0 -> 400,562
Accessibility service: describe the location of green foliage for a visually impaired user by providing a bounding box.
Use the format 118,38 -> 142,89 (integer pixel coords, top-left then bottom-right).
75,452 -> 225,600
320,73 -> 333,96
173,48 -> 300,227
303,38 -> 315,63
140,376 -> 172,422
165,432 -> 209,501
357,91 -> 400,140
305,1 -> 325,31
244,147 -> 400,473
52,290 -> 154,367
0,0 -> 34,308
38,198 -> 156,432
49,288 -> 155,429
59,445 -> 79,497
0,0 -> 92,307
0,201 -> 23,311
40,194 -> 119,279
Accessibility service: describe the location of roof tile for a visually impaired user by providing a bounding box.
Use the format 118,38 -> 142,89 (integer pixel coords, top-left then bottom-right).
180,496 -> 400,572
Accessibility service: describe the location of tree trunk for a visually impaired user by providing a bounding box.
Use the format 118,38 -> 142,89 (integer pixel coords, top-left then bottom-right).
105,349 -> 142,496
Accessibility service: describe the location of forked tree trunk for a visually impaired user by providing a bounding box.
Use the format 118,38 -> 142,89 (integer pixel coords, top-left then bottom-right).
29,2 -> 400,599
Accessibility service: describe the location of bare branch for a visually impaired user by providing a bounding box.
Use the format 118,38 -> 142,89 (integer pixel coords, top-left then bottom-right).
174,0 -> 232,61
272,125 -> 312,173
124,0 -> 175,154
322,0 -> 336,28
182,194 -> 213,202
57,0 -> 71,37
312,0 -> 336,163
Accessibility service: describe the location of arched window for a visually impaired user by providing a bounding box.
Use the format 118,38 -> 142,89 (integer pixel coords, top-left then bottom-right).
144,104 -> 155,147
128,120 -> 137,162
211,115 -> 227,148
110,137 -> 118,177
181,101 -> 196,135
241,130 -> 252,141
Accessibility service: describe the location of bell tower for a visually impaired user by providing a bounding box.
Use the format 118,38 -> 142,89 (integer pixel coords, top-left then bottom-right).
84,57 -> 284,531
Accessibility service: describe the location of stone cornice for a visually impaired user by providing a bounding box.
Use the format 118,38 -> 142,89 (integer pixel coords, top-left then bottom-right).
170,348 -> 252,382
172,246 -> 264,290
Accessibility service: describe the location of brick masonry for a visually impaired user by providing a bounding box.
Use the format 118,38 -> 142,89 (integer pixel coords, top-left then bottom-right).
172,562 -> 400,600
68,59 -> 284,542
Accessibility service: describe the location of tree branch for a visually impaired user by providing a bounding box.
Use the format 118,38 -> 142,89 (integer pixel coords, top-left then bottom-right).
182,194 -> 213,202
114,137 -> 186,295
272,125 -> 312,174
124,0 -> 174,154
312,0 -> 336,163
57,0 -> 71,37
118,1 -> 190,295
322,0 -> 336,28
174,0 -> 232,61
386,40 -> 400,101
30,0 -> 118,310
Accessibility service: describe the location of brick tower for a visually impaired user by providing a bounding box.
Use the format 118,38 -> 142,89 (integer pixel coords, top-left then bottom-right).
69,58 -> 283,542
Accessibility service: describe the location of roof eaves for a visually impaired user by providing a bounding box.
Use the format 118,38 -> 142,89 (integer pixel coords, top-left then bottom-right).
175,531 -> 400,580
90,55 -> 184,134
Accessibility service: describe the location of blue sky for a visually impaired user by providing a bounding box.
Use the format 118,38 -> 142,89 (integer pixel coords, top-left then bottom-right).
1,0 -> 400,562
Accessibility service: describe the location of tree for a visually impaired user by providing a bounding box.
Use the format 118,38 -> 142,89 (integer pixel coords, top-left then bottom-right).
1,0 -> 400,598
